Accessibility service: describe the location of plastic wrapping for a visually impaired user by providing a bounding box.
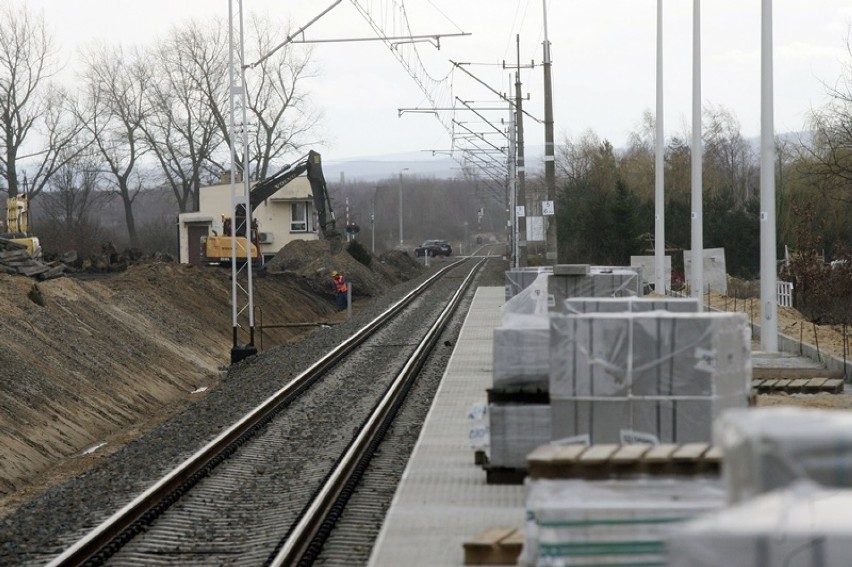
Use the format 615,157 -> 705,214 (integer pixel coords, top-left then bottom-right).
667,481 -> 852,566
520,477 -> 725,566
467,401 -> 489,451
488,403 -> 551,468
562,296 -> 700,315
549,268 -> 643,307
494,272 -> 652,391
549,311 -> 751,444
504,266 -> 643,306
505,266 -> 553,301
493,273 -> 551,390
715,406 -> 852,504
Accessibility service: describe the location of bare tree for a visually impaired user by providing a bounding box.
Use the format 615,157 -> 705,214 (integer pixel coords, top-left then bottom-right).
80,43 -> 152,249
243,15 -> 321,179
702,104 -> 755,205
144,21 -> 227,213
802,37 -> 852,206
38,149 -> 111,255
0,2 -> 87,198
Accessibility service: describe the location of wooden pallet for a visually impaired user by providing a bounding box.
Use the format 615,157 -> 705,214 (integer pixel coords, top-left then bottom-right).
753,377 -> 844,394
486,388 -> 549,404
463,526 -> 524,565
526,442 -> 721,480
482,463 -> 528,485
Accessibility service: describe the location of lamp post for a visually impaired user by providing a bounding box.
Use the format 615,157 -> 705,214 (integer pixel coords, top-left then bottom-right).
398,168 -> 409,249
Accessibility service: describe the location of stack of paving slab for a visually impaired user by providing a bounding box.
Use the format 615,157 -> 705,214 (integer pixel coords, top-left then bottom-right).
518,477 -> 725,566
489,272 -> 552,469
549,310 -> 751,445
661,407 -> 852,564
504,264 -> 643,302
666,482 -> 852,566
488,267 -> 650,471
715,406 -> 852,503
505,266 -> 553,301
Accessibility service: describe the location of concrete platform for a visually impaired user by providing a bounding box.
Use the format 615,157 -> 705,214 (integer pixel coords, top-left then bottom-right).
368,286 -> 847,566
368,287 -> 523,567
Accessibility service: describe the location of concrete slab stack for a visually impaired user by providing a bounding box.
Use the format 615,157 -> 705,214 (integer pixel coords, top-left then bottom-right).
519,477 -> 725,566
549,311 -> 751,444
715,406 -> 852,504
667,483 -> 852,566
488,404 -> 552,469
562,296 -> 700,315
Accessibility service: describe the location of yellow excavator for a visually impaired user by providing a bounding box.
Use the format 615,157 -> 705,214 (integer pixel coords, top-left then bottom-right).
202,150 -> 336,265
1,195 -> 42,259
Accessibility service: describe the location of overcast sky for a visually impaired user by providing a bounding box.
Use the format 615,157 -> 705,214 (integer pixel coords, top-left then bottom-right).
22,0 -> 852,163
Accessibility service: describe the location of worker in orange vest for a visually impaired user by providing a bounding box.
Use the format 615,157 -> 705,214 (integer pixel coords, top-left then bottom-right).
332,271 -> 348,311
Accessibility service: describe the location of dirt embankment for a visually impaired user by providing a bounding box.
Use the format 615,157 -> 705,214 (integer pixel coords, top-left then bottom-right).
0,240 -> 423,509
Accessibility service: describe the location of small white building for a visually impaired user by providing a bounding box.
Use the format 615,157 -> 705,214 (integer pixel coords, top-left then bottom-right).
178,176 -> 318,266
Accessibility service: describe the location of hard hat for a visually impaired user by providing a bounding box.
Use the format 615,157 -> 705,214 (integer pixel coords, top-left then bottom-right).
332,271 -> 338,277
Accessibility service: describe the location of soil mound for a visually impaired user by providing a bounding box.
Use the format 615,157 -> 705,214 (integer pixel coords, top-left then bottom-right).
264,239 -> 424,298
0,248 -> 423,510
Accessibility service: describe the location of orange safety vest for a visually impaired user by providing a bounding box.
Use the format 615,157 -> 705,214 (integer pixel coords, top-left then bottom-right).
333,275 -> 348,293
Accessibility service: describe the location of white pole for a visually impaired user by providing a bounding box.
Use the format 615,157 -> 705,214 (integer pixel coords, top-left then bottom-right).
654,0 -> 665,294
691,0 -> 704,310
760,0 -> 778,351
398,170 -> 406,248
347,284 -> 352,320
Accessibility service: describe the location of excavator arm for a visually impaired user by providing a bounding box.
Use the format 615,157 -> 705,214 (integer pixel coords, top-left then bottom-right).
305,151 -> 337,237
247,150 -> 336,237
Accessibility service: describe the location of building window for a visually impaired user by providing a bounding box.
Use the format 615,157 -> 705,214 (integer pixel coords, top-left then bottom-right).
291,202 -> 308,232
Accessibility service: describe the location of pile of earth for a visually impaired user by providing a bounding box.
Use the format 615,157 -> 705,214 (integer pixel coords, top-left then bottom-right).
0,239 -> 423,511
263,239 -> 423,297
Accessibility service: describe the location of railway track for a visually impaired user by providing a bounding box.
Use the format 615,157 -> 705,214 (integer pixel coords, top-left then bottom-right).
46,254 -> 493,566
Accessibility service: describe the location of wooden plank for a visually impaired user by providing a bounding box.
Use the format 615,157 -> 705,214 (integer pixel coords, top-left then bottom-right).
774,379 -> 793,389
464,527 -> 522,565
804,377 -> 828,392
824,379 -> 845,394
753,367 -> 843,380
609,444 -> 652,464
672,443 -> 710,461
788,379 -> 809,391
758,379 -> 778,392
703,445 -> 723,464
525,444 -> 558,465
577,444 -> 618,464
642,444 -> 679,463
551,444 -> 589,463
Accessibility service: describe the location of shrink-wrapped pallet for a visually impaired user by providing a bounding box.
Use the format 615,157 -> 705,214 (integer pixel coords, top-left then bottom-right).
667,482 -> 852,566
562,296 -> 700,315
550,311 -> 751,444
519,477 -> 725,566
716,406 -> 852,504
493,273 -> 551,391
505,266 -> 553,300
488,403 -> 551,469
549,268 -> 643,307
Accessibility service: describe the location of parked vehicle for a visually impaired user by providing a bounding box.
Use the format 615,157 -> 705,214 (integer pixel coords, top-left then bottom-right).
414,239 -> 452,257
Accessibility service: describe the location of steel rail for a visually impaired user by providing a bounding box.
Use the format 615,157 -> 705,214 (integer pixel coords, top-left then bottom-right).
270,258 -> 486,566
47,259 -> 468,567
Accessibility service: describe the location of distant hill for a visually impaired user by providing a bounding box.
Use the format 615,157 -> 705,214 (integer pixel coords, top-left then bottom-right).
323,146 -> 545,183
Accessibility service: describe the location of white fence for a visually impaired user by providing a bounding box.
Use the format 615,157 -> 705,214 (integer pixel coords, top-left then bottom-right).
777,281 -> 793,308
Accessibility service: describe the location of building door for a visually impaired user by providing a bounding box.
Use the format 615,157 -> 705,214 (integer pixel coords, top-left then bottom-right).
187,225 -> 209,266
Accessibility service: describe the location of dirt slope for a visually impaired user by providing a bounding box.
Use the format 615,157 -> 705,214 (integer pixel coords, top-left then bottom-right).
0,240 -> 422,507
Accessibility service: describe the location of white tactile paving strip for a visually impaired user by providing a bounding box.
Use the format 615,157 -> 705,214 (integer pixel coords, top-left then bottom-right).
368,287 -> 524,567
